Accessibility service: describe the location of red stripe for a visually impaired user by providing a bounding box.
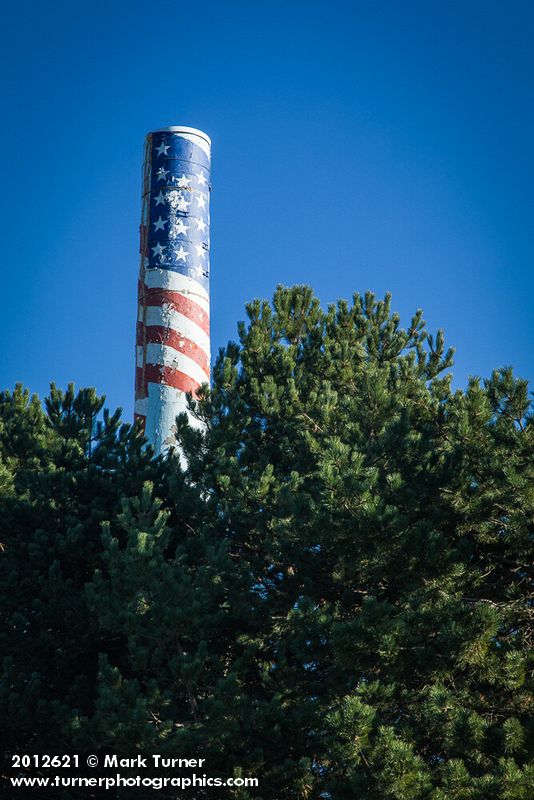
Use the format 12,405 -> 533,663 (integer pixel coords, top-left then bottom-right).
144,288 -> 209,335
144,325 -> 210,374
135,366 -> 147,398
144,364 -> 203,396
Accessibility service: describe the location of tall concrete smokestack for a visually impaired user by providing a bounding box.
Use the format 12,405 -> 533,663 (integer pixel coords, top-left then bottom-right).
134,126 -> 211,455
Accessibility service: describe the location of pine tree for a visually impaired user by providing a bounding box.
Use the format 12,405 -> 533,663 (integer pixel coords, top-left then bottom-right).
172,287 -> 533,798
1,287 -> 533,800
0,384 -> 158,778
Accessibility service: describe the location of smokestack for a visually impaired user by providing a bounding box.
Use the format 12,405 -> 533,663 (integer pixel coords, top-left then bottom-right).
134,126 -> 211,455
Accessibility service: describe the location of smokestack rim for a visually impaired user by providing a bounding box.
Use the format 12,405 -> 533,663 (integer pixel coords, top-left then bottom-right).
149,126 -> 211,147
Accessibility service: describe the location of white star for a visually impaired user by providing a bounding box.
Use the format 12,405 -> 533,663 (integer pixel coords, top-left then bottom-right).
196,171 -> 208,187
195,243 -> 207,259
155,140 -> 170,157
195,193 -> 207,210
176,174 -> 191,188
173,219 -> 189,236
167,190 -> 190,212
153,216 -> 167,231
153,190 -> 166,205
156,166 -> 170,182
174,245 -> 189,262
191,265 -> 204,277
195,217 -> 207,233
151,243 -> 164,258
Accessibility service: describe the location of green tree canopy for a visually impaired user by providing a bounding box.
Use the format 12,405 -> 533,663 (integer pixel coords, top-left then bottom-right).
1,287 -> 533,799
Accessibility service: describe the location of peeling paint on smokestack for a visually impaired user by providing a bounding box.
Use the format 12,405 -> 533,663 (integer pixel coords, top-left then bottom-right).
134,126 -> 211,456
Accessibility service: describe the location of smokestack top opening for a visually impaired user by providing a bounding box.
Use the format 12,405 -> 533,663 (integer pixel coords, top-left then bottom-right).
150,126 -> 211,147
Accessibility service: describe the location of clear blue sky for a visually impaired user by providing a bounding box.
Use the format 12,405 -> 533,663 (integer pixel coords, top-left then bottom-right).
1,0 -> 533,418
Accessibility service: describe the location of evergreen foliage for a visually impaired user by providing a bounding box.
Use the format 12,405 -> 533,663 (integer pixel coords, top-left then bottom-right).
1,287 -> 533,799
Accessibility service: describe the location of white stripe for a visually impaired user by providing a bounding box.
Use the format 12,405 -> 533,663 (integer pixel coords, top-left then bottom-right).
144,382 -> 204,464
145,343 -> 209,386
134,398 -> 148,417
136,346 -> 144,368
145,305 -> 210,357
144,268 -> 209,312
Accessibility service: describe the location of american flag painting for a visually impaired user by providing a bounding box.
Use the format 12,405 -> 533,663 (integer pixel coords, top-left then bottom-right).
134,127 -> 211,455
